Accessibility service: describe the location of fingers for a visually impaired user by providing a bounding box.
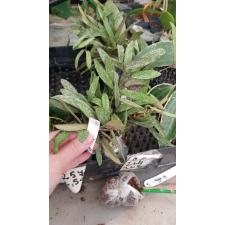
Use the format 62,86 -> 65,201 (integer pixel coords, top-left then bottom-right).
63,151 -> 91,172
49,132 -> 77,153
49,130 -> 60,142
57,133 -> 94,165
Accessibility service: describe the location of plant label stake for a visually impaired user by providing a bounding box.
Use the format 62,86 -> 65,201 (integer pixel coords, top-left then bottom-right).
61,165 -> 86,193
144,166 -> 176,187
87,117 -> 100,154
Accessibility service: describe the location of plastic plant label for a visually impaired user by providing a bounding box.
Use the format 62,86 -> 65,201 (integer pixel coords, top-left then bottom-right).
87,117 -> 100,154
144,166 -> 176,187
62,165 -> 86,193
121,95 -> 127,100
120,149 -> 162,171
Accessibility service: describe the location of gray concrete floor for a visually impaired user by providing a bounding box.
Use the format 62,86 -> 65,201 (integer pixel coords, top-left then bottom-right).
49,180 -> 176,225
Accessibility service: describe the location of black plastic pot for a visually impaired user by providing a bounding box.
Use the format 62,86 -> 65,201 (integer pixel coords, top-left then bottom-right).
49,46 -> 176,180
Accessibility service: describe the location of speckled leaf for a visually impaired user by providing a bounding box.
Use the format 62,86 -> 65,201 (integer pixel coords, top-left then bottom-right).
117,45 -> 124,63
132,41 -> 174,68
94,59 -> 113,89
96,147 -> 103,166
120,98 -> 143,109
102,16 -> 115,47
95,107 -> 110,125
126,48 -> 166,70
91,97 -> 102,106
138,38 -> 148,51
102,93 -> 110,112
170,22 -> 176,64
76,37 -> 95,49
75,49 -> 85,69
54,123 -> 87,131
86,50 -> 92,69
105,56 -> 115,81
60,88 -> 88,103
150,83 -> 174,101
54,131 -> 69,154
131,70 -> 161,80
73,35 -> 88,49
97,48 -> 108,63
87,75 -> 99,99
78,130 -> 89,143
105,114 -> 125,131
102,137 -> 122,165
120,89 -> 161,106
124,41 -> 135,64
52,95 -> 94,118
114,72 -> 120,108
161,91 -> 176,144
61,79 -> 78,94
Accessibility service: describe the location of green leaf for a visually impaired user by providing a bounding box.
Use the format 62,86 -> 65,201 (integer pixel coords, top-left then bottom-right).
101,137 -> 122,165
160,91 -> 176,144
96,147 -> 103,166
97,48 -> 108,63
160,11 -> 175,30
124,41 -> 135,64
114,72 -> 120,108
78,5 -> 92,26
61,79 -> 78,94
150,83 -> 174,101
94,59 -> 113,89
73,35 -> 89,49
54,131 -> 69,154
87,75 -> 99,99
138,38 -> 148,51
117,45 -> 124,63
60,88 -> 88,103
91,97 -> 102,106
76,37 -> 95,49
75,49 -> 85,70
78,130 -> 89,143
124,79 -> 146,89
170,22 -> 176,64
52,95 -> 95,119
95,107 -> 110,125
120,89 -> 161,106
120,98 -> 143,109
86,50 -> 92,69
128,41 -> 174,70
115,17 -> 126,41
101,93 -> 110,112
105,56 -> 115,81
131,70 -> 161,79
54,123 -> 88,131
105,114 -> 125,131
102,16 -> 116,47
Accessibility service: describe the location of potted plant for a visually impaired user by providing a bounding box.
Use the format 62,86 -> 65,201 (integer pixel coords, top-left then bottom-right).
49,0 -> 176,169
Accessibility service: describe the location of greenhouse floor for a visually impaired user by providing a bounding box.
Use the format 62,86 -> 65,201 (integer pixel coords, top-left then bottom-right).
49,179 -> 176,225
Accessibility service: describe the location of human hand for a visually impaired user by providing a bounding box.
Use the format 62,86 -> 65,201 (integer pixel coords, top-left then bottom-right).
49,130 -> 94,195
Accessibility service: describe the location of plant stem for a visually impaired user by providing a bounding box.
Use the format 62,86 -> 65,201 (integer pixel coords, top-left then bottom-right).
151,106 -> 176,118
100,131 -> 111,140
62,102 -> 82,123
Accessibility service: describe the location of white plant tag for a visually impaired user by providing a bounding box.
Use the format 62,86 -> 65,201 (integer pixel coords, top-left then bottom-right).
62,165 -> 86,193
121,95 -> 127,100
87,117 -> 100,154
144,166 -> 176,187
120,149 -> 162,171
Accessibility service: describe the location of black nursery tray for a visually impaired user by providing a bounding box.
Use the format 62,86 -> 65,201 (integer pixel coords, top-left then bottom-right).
49,46 -> 176,180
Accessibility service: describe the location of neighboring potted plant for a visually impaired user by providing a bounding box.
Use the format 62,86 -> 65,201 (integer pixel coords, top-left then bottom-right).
49,0 -> 176,167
